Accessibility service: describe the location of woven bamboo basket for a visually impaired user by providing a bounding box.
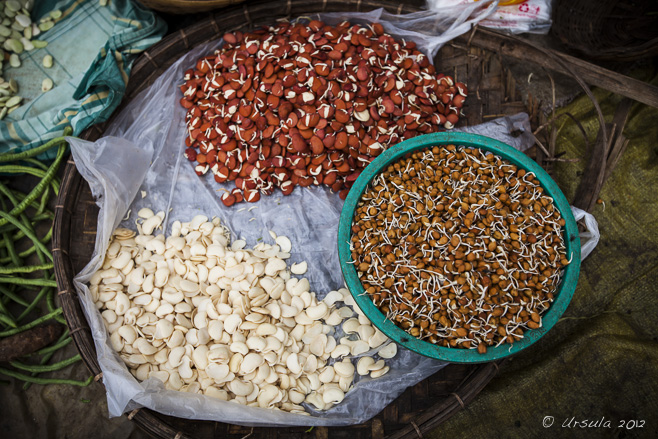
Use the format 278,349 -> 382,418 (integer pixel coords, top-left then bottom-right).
552,0 -> 658,61
136,0 -> 245,15
52,0 -> 541,437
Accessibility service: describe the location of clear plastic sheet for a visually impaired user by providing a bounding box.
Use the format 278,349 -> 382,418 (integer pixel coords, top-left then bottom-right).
67,14 -> 599,427
571,206 -> 600,260
426,1 -> 554,35
316,4 -> 498,60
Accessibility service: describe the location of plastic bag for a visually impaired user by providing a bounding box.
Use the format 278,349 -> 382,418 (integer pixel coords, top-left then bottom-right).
317,3 -> 498,60
455,112 -> 536,152
68,13 -> 597,427
571,206 -> 599,260
427,0 -> 554,34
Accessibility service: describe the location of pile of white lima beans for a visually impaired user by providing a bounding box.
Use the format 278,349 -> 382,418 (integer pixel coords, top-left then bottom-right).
89,209 -> 398,413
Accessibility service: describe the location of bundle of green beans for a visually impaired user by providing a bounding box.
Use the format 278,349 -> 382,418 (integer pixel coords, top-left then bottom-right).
0,127 -> 92,388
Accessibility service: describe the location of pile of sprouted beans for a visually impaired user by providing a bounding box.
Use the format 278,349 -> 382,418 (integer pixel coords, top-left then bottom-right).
350,145 -> 570,353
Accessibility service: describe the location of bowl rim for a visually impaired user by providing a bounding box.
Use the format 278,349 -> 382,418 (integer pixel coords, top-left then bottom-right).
337,132 -> 581,363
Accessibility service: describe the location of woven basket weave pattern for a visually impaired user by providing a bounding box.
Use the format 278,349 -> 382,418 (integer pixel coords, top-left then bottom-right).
137,0 -> 245,15
552,0 -> 658,61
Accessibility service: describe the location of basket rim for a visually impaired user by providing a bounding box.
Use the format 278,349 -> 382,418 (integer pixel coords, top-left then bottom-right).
53,0 -> 509,436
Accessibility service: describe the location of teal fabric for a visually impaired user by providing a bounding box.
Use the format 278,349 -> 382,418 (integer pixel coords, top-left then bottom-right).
0,0 -> 166,160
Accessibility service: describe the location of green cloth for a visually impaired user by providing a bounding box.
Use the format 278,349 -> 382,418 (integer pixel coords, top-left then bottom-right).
1,0 -> 166,160
428,69 -> 658,438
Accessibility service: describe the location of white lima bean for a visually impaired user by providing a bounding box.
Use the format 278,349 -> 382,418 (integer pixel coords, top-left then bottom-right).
1,1 -> 62,113
92,210 -> 398,415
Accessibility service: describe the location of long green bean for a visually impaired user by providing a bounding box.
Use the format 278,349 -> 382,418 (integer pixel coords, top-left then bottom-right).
0,181 -> 54,222
0,197 -> 22,267
0,263 -> 53,275
0,166 -> 59,195
0,313 -> 17,328
10,354 -> 81,373
37,185 -> 50,216
0,128 -> 71,163
0,228 -> 52,265
32,334 -> 72,357
0,189 -> 51,300
22,331 -> 74,390
22,219 -> 49,267
0,277 -> 56,288
46,288 -> 67,325
0,297 -> 16,326
0,285 -> 30,306
22,158 -> 51,172
17,285 -> 52,322
31,331 -> 71,378
0,213 -> 53,248
17,162 -> 60,196
8,188 -> 54,218
20,161 -> 62,195
1,232 -> 21,267
0,228 -> 27,246
0,211 -> 53,261
0,142 -> 66,228
0,367 -> 93,387
0,191 -> 47,267
0,308 -> 62,337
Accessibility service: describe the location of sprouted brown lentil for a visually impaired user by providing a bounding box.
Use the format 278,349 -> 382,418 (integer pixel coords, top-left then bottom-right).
350,145 -> 569,353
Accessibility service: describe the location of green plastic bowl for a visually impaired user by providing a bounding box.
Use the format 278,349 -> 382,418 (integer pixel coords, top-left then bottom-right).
338,132 -> 581,363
